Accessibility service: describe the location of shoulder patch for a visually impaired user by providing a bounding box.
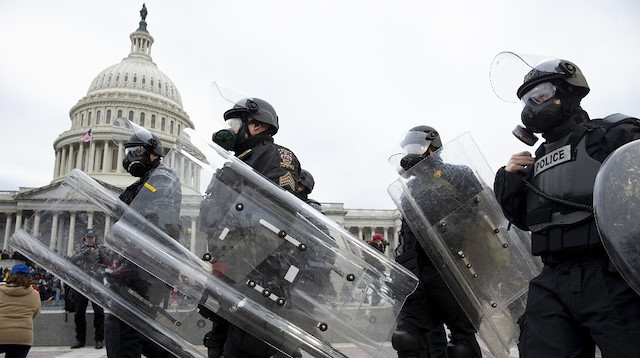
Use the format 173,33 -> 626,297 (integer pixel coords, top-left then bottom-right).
277,148 -> 296,170
279,172 -> 297,192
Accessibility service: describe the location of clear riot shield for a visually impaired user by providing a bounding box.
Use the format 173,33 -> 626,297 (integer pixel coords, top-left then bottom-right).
10,171 -> 206,358
387,132 -> 543,358
111,127 -> 418,357
593,139 -> 640,295
12,127 -> 418,357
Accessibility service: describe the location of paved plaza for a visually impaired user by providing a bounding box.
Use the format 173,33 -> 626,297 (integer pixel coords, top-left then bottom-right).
22,305 -> 602,358
22,343 -> 520,358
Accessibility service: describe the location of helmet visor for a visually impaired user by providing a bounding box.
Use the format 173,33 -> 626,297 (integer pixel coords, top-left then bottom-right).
400,131 -> 434,155
211,81 -> 251,121
112,117 -> 154,148
520,82 -> 556,106
490,51 -> 558,103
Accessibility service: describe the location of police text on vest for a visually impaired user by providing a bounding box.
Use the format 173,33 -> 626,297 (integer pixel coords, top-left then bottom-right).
534,145 -> 571,177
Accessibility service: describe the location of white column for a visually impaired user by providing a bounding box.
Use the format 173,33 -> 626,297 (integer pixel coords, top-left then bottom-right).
102,141 -> 110,173
50,212 -> 59,251
358,226 -> 363,241
60,147 -> 68,176
87,212 -> 94,230
190,217 -> 197,253
195,163 -> 200,190
383,227 -> 390,258
32,213 -> 41,239
88,141 -> 96,174
184,157 -> 191,186
14,212 -> 23,233
67,212 -> 76,257
104,215 -> 112,241
67,144 -> 75,171
77,142 -> 85,171
3,214 -> 12,250
116,146 -> 125,173
54,149 -> 62,178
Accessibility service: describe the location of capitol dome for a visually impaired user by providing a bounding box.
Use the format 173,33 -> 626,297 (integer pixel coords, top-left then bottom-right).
52,5 -> 195,189
86,30 -> 183,108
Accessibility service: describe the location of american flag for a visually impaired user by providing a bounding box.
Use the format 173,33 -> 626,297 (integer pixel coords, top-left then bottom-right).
81,129 -> 94,142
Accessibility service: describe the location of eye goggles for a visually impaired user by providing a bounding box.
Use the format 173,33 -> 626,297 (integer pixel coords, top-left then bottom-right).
224,117 -> 260,131
125,145 -> 147,156
521,82 -> 556,106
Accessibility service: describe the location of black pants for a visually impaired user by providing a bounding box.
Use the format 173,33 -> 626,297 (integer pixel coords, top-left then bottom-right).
224,324 -> 278,358
105,314 -> 172,358
396,262 -> 481,357
75,293 -> 104,342
203,312 -> 229,352
0,344 -> 31,358
518,256 -> 640,357
204,312 -> 277,358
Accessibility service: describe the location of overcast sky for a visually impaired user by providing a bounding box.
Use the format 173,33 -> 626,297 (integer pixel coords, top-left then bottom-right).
1,1 -> 639,210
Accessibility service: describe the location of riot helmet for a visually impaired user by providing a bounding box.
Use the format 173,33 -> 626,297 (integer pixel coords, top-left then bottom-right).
223,98 -> 279,135
298,169 -> 315,194
124,130 -> 163,156
390,125 -> 443,172
518,59 -> 589,134
122,128 -> 163,177
490,52 -> 591,143
400,125 -> 442,154
517,59 -> 589,100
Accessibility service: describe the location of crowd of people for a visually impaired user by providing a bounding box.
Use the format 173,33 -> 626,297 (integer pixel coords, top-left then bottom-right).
1,252 -> 63,303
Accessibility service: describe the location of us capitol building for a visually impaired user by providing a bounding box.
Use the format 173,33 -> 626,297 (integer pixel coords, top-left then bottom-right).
0,6 -> 401,260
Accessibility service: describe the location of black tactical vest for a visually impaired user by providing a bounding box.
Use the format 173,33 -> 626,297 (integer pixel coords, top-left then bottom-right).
526,130 -> 602,254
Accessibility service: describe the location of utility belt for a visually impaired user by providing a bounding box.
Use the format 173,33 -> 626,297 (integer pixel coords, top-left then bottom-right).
531,220 -> 602,257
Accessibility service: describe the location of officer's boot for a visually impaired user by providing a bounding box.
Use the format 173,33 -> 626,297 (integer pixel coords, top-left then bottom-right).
392,329 -> 427,358
445,339 -> 480,358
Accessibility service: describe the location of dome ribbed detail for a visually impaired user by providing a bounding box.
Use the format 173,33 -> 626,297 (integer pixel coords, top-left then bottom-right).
85,10 -> 183,108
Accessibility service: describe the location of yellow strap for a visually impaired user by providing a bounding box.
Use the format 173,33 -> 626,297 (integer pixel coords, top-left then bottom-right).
144,182 -> 157,192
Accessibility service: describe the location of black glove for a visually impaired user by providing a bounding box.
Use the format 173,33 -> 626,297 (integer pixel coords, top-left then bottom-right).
198,303 -> 216,320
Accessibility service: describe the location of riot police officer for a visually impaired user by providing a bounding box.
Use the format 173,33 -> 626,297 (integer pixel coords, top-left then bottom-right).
69,229 -> 106,349
297,169 -> 323,213
493,56 -> 640,357
105,124 -> 182,358
202,97 -> 301,358
392,125 -> 481,358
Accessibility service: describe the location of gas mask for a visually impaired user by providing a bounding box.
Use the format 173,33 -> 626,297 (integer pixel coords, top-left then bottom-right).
122,145 -> 153,177
520,82 -> 564,135
400,154 -> 426,171
212,118 -> 245,151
